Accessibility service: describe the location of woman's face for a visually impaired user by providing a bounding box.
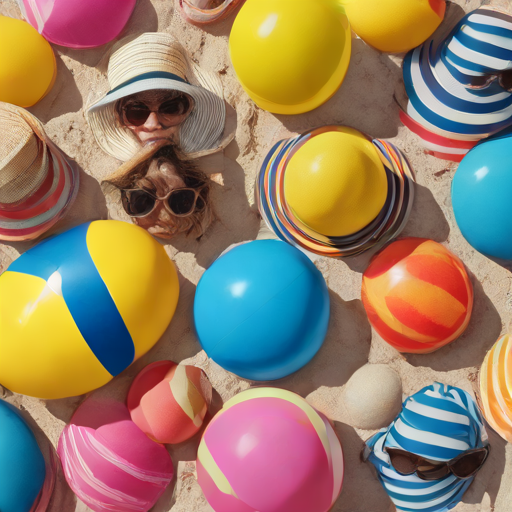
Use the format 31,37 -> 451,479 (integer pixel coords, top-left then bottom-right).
120,90 -> 193,147
132,159 -> 190,239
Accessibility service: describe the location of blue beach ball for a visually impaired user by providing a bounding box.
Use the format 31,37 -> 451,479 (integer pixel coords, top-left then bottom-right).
0,399 -> 46,512
452,130 -> 512,261
194,240 -> 330,381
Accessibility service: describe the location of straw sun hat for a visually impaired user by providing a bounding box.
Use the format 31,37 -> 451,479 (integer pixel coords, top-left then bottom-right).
87,32 -> 235,162
0,102 -> 79,241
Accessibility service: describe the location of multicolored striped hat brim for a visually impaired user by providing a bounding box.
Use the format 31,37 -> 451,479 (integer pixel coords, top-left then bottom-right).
256,126 -> 415,258
402,7 -> 512,162
365,382 -> 488,512
0,144 -> 79,242
177,0 -> 245,25
0,104 -> 79,242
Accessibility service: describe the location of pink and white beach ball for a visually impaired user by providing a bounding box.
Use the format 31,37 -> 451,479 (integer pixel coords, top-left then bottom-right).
17,0 -> 137,49
197,387 -> 344,512
57,398 -> 174,512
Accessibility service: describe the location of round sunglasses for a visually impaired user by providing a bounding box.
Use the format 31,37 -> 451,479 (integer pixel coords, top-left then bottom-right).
122,95 -> 192,127
384,446 -> 490,481
121,185 -> 206,218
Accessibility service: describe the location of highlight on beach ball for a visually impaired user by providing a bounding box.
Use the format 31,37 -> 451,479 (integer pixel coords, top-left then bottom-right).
58,398 -> 174,512
452,129 -> 512,261
257,126 -> 416,258
197,387 -> 344,512
127,360 -> 212,444
341,0 -> 445,53
0,220 -> 179,399
362,238 -> 473,354
229,0 -> 351,114
479,333 -> 512,443
193,240 -> 330,381
0,16 -> 56,107
401,7 -> 512,161
0,399 -> 54,512
17,0 -> 137,48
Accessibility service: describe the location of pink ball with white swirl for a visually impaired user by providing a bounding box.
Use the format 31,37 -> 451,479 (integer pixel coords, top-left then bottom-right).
197,388 -> 344,512
57,399 -> 174,512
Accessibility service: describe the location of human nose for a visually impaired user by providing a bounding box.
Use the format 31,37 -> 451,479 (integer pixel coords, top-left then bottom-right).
143,111 -> 162,131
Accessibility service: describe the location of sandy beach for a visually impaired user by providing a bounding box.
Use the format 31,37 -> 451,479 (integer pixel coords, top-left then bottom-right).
1,0 -> 512,510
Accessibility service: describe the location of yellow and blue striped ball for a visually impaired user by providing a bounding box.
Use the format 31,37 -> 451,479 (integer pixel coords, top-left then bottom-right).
0,220 -> 179,399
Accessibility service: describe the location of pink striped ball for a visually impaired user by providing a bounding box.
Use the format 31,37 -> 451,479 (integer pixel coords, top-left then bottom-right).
197,388 -> 344,512
57,399 -> 173,512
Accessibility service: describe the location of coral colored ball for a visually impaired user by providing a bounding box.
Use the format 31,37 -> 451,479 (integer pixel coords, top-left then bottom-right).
58,399 -> 174,512
127,361 -> 212,444
362,238 -> 473,353
197,388 -> 344,512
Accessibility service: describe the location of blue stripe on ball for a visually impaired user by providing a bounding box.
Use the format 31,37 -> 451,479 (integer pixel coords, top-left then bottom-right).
8,222 -> 134,376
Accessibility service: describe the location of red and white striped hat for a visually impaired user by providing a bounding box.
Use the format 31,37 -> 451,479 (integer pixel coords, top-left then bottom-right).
0,102 -> 79,241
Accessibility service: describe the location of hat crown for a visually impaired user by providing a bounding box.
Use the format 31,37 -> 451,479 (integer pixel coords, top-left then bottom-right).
0,106 -> 49,204
107,33 -> 192,90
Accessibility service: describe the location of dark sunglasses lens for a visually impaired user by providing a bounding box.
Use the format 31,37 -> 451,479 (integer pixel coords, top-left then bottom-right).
196,195 -> 205,211
388,450 -> 418,475
123,190 -> 155,216
416,464 -> 450,481
160,96 -> 190,117
124,107 -> 151,126
451,450 -> 487,478
168,189 -> 196,215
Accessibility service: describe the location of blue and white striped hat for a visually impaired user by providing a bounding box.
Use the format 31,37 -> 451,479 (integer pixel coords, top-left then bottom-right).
401,7 -> 512,162
365,382 -> 488,512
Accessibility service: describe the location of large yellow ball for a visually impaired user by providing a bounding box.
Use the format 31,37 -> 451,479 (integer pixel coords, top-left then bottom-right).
0,16 -> 56,107
284,128 -> 388,237
0,221 -> 179,399
343,0 -> 445,53
229,0 -> 351,114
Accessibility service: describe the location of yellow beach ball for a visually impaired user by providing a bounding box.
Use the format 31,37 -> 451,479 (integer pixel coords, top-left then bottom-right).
0,16 -> 56,107
341,0 -> 445,53
284,127 -> 388,237
0,221 -> 179,399
229,0 -> 351,115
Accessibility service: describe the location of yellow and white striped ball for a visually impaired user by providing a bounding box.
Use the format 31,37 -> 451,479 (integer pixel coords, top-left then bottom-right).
197,387 -> 344,512
479,334 -> 512,443
0,220 -> 179,399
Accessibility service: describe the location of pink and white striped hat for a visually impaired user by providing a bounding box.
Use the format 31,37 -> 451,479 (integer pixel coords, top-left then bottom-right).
0,102 -> 79,241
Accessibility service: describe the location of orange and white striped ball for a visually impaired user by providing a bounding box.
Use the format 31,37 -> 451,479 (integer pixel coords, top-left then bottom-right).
362,238 -> 473,354
479,334 -> 512,443
127,361 -> 212,444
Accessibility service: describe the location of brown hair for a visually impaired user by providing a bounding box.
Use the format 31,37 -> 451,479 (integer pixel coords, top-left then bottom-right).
107,144 -> 213,239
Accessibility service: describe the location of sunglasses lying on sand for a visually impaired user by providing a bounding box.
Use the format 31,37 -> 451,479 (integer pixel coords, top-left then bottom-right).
384,446 -> 490,480
121,185 -> 206,218
122,95 -> 192,127
361,444 -> 489,481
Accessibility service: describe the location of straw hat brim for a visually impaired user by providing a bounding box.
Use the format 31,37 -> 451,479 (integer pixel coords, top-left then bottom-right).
0,103 -> 79,241
87,69 -> 235,163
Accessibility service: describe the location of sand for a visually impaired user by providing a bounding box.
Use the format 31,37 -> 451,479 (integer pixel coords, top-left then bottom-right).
1,0 -> 512,510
